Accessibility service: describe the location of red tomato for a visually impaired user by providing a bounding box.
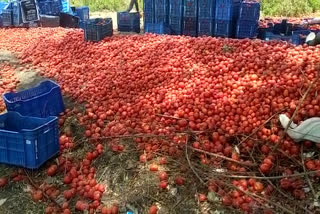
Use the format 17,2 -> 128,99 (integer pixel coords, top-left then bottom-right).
111,204 -> 119,214
159,181 -> 168,190
149,205 -> 158,214
198,193 -> 207,202
149,164 -> 159,172
0,177 -> 8,187
75,201 -> 89,211
101,207 -> 112,214
175,176 -> 185,186
158,171 -> 168,181
32,190 -> 43,202
47,165 -> 58,176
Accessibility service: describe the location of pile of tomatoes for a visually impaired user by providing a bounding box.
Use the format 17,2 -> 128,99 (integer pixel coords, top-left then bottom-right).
0,28 -> 320,213
0,63 -> 18,111
259,17 -> 320,31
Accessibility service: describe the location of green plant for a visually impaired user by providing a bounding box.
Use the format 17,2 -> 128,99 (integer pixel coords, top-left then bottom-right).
261,0 -> 320,17
308,0 -> 320,13
71,0 -> 129,12
261,0 -> 313,17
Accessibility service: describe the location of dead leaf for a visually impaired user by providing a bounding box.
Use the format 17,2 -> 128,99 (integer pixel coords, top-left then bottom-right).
0,198 -> 7,206
208,192 -> 219,202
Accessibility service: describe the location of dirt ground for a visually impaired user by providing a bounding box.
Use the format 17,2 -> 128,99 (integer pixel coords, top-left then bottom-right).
0,49 -> 238,214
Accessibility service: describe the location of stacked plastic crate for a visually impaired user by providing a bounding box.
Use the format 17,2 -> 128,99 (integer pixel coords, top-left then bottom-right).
144,0 -> 154,30
154,0 -> 168,24
236,1 -> 260,39
0,2 -> 8,27
75,6 -> 89,29
37,0 -> 62,16
117,12 -> 140,33
20,0 -> 40,25
214,0 -> 240,38
145,0 -> 170,34
84,18 -> 113,42
168,0 -> 183,35
1,2 -> 12,27
183,0 -> 197,37
198,0 -> 215,36
61,0 -> 70,13
1,80 -> 64,169
12,1 -> 23,26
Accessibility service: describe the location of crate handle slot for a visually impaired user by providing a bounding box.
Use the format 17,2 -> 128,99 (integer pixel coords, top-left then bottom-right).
44,128 -> 51,134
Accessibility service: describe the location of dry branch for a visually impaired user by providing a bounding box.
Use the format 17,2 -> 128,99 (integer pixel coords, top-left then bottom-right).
24,170 -> 62,210
190,147 -> 257,167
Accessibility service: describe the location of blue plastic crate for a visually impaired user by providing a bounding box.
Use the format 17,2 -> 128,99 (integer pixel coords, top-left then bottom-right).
117,11 -> 140,26
20,0 -> 40,23
183,30 -> 197,37
239,1 -> 260,21
155,0 -> 168,5
198,7 -> 213,19
12,1 -> 23,26
273,23 -> 284,34
183,17 -> 197,36
198,0 -> 215,18
236,20 -> 258,38
118,24 -> 140,33
169,16 -> 182,35
61,0 -> 70,13
215,2 -> 240,20
84,18 -> 113,42
38,0 -> 61,16
154,15 -> 168,23
144,12 -> 154,25
1,9 -> 12,26
3,80 -> 65,118
183,16 -> 197,31
292,30 -> 311,45
59,12 -> 79,27
214,19 -> 236,37
216,0 -> 240,4
79,20 -> 85,29
198,18 -> 214,36
143,0 -> 154,13
264,32 -> 293,43
0,112 -> 59,169
39,15 -> 60,27
75,6 -> 89,21
155,2 -> 168,17
5,1 -> 12,9
184,0 -> 197,17
0,1 -> 8,11
145,23 -> 171,34
257,27 -> 273,39
199,0 -> 216,7
272,20 -> 293,36
155,0 -> 169,14
169,0 -> 183,17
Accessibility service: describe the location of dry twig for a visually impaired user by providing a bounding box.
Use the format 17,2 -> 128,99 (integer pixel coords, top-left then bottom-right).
300,145 -> 317,199
24,170 -> 62,210
190,147 -> 257,167
185,136 -> 206,186
156,114 -> 187,120
186,149 -> 297,214
207,170 -> 320,180
239,110 -> 285,146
